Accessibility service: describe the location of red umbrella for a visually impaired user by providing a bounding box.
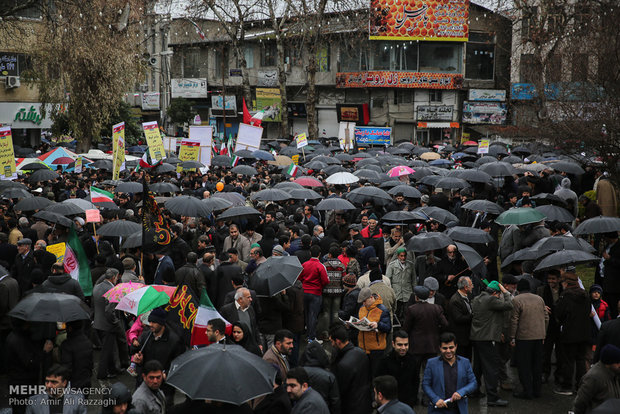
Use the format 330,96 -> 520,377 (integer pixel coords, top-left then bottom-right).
462,141 -> 478,146
295,176 -> 323,187
51,157 -> 75,165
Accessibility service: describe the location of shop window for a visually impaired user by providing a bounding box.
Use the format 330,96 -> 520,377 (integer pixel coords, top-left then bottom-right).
429,90 -> 442,103
465,33 -> 494,80
244,46 -> 254,69
395,90 -> 414,104
260,42 -> 277,67
419,43 -> 461,73
371,41 -> 392,70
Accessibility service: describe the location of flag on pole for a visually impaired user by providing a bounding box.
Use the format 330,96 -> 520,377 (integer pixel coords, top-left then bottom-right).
139,151 -> 163,169
242,97 -> 264,127
231,155 -> 240,167
286,163 -> 299,177
64,225 -> 93,296
242,97 -> 252,124
270,148 -> 277,157
187,19 -> 206,40
90,186 -> 114,203
226,133 -> 234,155
190,288 -> 231,347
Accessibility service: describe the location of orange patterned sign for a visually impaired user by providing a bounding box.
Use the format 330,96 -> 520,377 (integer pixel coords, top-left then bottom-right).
336,71 -> 463,89
370,0 -> 469,41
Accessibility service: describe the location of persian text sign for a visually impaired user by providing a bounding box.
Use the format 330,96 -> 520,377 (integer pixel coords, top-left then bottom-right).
336,71 -> 462,90
112,122 -> 125,180
171,78 -> 207,98
0,126 -> 16,180
142,121 -> 166,162
417,105 -> 454,121
354,127 -> 392,146
463,101 -> 507,125
369,0 -> 469,41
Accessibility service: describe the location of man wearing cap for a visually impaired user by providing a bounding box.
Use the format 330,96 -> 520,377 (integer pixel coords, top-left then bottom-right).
509,279 -> 549,399
470,280 -> 513,406
403,285 -> 449,405
384,228 -> 404,265
272,244 -> 288,257
12,238 -> 36,296
338,273 -> 361,344
554,267 -> 592,395
573,344 -> 620,414
386,247 -> 416,322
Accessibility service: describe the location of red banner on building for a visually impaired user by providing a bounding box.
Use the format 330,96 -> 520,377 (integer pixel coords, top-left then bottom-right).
336,71 -> 463,90
370,0 -> 469,41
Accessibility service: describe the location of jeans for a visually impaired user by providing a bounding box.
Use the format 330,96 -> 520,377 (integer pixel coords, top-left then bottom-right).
304,293 -> 322,340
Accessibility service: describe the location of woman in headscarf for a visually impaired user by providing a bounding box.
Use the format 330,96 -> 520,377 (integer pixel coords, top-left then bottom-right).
230,321 -> 262,356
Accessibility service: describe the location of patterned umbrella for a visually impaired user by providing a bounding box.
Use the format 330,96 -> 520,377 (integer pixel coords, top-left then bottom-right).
295,177 -> 323,187
115,285 -> 177,315
103,282 -> 145,303
387,165 -> 415,177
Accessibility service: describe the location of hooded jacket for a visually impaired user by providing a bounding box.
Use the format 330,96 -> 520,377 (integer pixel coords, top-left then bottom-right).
554,177 -> 578,216
300,341 -> 341,414
41,273 -> 85,301
358,295 -> 391,353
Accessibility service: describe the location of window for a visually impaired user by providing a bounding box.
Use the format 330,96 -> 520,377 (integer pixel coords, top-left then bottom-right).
183,48 -> 203,78
285,44 -> 303,67
429,90 -> 442,102
371,41 -> 392,70
260,43 -> 277,67
395,90 -> 414,104
571,54 -> 588,82
519,54 -> 541,83
545,52 -> 562,83
244,46 -> 254,69
397,42 -> 418,71
522,7 -> 538,41
344,89 -> 368,103
316,45 -> 330,72
340,45 -> 369,72
419,43 -> 461,73
466,32 -> 495,80
547,6 -> 565,35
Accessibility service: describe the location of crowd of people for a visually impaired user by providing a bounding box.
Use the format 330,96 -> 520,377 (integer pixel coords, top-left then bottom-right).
1,140 -> 620,414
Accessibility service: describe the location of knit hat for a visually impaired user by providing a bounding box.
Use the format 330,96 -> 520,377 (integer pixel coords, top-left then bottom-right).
250,243 -> 261,249
590,284 -> 603,294
414,285 -> 430,300
368,213 -> 378,221
342,273 -> 357,288
600,344 -> 620,365
272,245 -> 285,255
502,274 -> 518,285
517,278 -> 531,293
396,247 -> 407,255
148,307 -> 168,325
487,280 -> 501,292
357,287 -> 372,303
423,277 -> 439,291
421,195 -> 430,204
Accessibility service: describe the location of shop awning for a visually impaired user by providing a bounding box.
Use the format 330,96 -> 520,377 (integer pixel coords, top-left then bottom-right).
417,122 -> 460,128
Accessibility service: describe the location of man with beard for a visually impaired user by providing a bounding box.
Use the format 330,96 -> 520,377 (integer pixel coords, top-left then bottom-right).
286,367 -> 329,414
264,329 -> 295,379
437,244 -> 468,300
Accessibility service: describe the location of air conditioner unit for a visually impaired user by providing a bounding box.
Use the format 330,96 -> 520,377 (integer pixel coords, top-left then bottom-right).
5,76 -> 20,88
139,84 -> 149,92
148,57 -> 158,66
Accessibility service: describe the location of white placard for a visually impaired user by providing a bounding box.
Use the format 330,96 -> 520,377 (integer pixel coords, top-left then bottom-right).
235,123 -> 263,152
189,126 -> 213,167
338,122 -> 356,151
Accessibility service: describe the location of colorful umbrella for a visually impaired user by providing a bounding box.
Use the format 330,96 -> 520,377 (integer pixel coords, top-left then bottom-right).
387,165 -> 415,177
103,282 -> 145,303
51,157 -> 75,165
295,177 -> 323,187
495,207 -> 546,226
115,285 -> 177,315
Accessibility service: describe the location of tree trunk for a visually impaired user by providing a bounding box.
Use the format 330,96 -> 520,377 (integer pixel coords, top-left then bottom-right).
76,133 -> 92,153
276,34 -> 288,139
305,40 -> 318,140
233,41 -> 252,109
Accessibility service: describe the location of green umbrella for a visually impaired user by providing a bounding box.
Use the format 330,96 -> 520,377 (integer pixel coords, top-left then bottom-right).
495,207 -> 546,226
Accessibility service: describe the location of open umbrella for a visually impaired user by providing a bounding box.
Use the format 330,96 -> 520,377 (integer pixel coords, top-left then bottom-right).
535,205 -> 574,223
51,157 -> 75,165
154,163 -> 176,174
461,200 -> 505,215
354,169 -> 382,181
448,169 -> 492,184
21,162 -> 49,170
213,192 -> 246,206
250,256 -> 303,296
218,206 -> 261,221
180,161 -> 206,169
413,207 -> 459,227
116,285 -> 177,315
202,197 -> 233,212
304,160 -> 328,170
165,196 -> 211,217
166,344 -> 277,405
250,189 -> 290,202
150,182 -> 180,194
45,202 -> 84,215
500,248 -> 538,269
388,185 -> 422,198
382,211 -> 424,224
29,169 -> 59,183
115,182 -> 143,193
295,177 -> 323,187
573,216 -> 620,235
2,188 -> 33,199
274,182 -> 304,190
530,193 -> 567,206
9,293 -> 91,322
446,227 -> 493,244
420,152 -> 441,161
454,242 -> 485,270
326,172 -> 359,185
268,155 -> 294,167
63,198 -> 97,211
91,159 -> 113,170
15,196 -> 54,212
33,210 -> 74,227
407,232 -> 453,252
434,177 -> 471,190
121,232 -> 142,249
478,161 -> 516,177
530,236 -> 596,255
315,198 -> 356,211
387,165 -> 414,177
252,150 -> 275,161
550,161 -> 585,175
495,207 -> 546,226
287,188 -> 323,200
103,282 -> 145,303
231,165 -> 258,176
534,250 -> 600,272
347,186 -> 393,205
97,220 -> 141,237
212,155 -> 233,167
234,149 -> 255,159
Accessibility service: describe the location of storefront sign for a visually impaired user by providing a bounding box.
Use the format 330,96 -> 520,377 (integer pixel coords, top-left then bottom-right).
462,101 -> 507,124
0,52 -> 18,76
336,71 -> 463,89
336,103 -> 370,125
257,70 -> 278,87
229,68 -> 242,77
14,105 -> 43,125
171,78 -> 208,98
354,126 -> 392,146
141,92 -> 160,110
417,105 -> 453,121
468,89 -> 506,102
0,126 -> 17,180
369,0 -> 469,41
210,95 -> 237,117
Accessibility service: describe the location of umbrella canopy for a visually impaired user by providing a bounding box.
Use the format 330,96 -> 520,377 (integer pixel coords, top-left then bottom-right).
121,232 -> 142,249
166,344 -> 277,405
382,211 -> 424,224
15,196 -> 54,212
534,250 -> 600,272
408,232 -> 453,252
250,189 -> 290,202
218,206 -> 262,221
29,169 -> 59,183
234,149 -> 255,159
250,256 -> 303,296
91,159 -> 113,170
116,285 -> 177,315
268,155 -> 294,167
418,175 -> 443,187
295,177 -> 323,187
478,161 -> 516,177
420,152 -> 441,161
530,193 -> 567,206
511,146 -> 531,155
461,199 -> 505,215
535,205 -> 575,223
387,165 -> 414,177
446,226 -> 493,244
315,197 -> 356,211
212,155 -> 233,167
274,182 -> 304,190
354,169 -> 382,181
33,210 -> 74,227
413,207 -> 459,226
326,172 -> 359,185
154,163 -> 176,174
573,216 -> 620,235
530,236 -> 596,255
180,160 -> 206,169
454,242 -> 485,270
97,220 -> 141,237
347,186 -> 393,206
103,282 -> 145,303
448,169 -> 492,184
9,293 -> 90,322
495,207 -> 546,226
51,156 -> 74,165
550,161 -> 585,175
212,192 -> 246,206
434,177 -> 471,190
165,196 -> 211,217
231,165 -> 258,176
202,197 -> 233,212
287,188 -> 323,200
45,202 -> 84,215
150,182 -> 180,194
21,162 -> 49,170
115,182 -> 143,193
388,185 -> 422,198
312,155 -> 341,165
63,198 -> 97,210
252,150 -> 275,161
501,248 -> 538,269
2,188 -> 33,199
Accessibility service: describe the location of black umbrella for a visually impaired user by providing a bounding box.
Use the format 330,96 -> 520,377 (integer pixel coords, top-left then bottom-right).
165,156 -> 181,165
502,155 -> 523,164
250,189 -> 290,202
388,185 -> 422,198
231,165 -> 258,176
97,220 -> 141,237
9,293 -> 91,322
413,207 -> 459,227
101,179 -> 122,186
165,196 -> 211,217
287,188 -> 323,200
382,211 -> 425,224
304,160 -> 328,170
435,177 -> 471,190
274,182 -> 304,190
535,205 -> 575,223
448,169 -> 492,184
33,210 -> 74,227
121,232 -> 142,249
91,159 -> 113,170
335,153 -> 354,162
347,186 -> 393,206
115,182 -> 143,193
530,193 -> 567,206
21,162 -> 49,170
29,169 -> 59,183
534,250 -> 600,272
250,256 -> 303,296
315,197 -> 356,211
2,188 -> 33,199
500,248 -> 538,269
15,196 -> 54,211
418,175 -> 443,187
474,155 -> 497,165
312,155 -> 341,165
550,161 -> 585,175
166,344 -> 277,405
154,163 -> 176,174
150,182 -> 180,194
530,236 -> 596,255
353,169 -> 382,181
478,161 -> 516,177
461,199 -> 505,215
574,216 -> 620,235
511,146 -> 531,156
446,226 -> 493,243
213,192 -> 246,206
280,147 -> 299,156
234,149 -> 256,159
180,160 -> 206,169
45,202 -> 84,215
202,197 -> 233,212
407,232 -> 453,252
454,242 -> 485,270
218,206 -> 261,221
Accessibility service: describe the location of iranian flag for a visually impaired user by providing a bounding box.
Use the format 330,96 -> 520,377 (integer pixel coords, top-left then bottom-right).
90,186 -> 114,203
286,163 -> 299,177
64,225 -> 93,296
231,155 -> 240,167
139,152 -> 162,169
190,288 -> 231,347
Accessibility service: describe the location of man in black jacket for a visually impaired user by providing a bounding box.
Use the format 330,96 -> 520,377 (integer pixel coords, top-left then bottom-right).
214,253 -> 243,309
60,320 -> 93,393
329,324 -> 372,414
41,263 -> 85,301
448,276 -> 474,360
598,232 -> 620,318
376,330 -> 417,409
12,238 -> 36,297
537,269 -> 563,383
337,274 -> 361,345
299,341 -> 340,414
175,252 -> 205,296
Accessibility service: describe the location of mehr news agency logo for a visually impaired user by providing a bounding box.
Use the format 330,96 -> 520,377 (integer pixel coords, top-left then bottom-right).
9,385 -> 114,408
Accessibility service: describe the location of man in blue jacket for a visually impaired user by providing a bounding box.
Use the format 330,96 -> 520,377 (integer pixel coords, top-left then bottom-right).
422,332 -> 477,414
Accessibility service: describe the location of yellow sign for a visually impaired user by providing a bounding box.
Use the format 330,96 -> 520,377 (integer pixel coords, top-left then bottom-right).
142,121 -> 166,162
112,122 -> 125,180
460,132 -> 470,145
296,133 -> 308,149
177,139 -> 200,172
478,139 -> 490,154
0,126 -> 17,180
46,242 -> 67,264
291,154 -> 299,165
75,156 -> 83,174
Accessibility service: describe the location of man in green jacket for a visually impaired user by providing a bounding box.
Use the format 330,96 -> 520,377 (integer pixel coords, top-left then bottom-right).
385,247 -> 416,321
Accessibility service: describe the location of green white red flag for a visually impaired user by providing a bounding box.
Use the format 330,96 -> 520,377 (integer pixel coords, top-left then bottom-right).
90,186 -> 114,203
286,163 -> 299,177
64,225 -> 93,296
190,288 -> 231,347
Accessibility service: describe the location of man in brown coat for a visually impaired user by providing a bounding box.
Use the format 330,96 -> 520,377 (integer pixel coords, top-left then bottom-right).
510,279 -> 549,399
262,329 -> 294,379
